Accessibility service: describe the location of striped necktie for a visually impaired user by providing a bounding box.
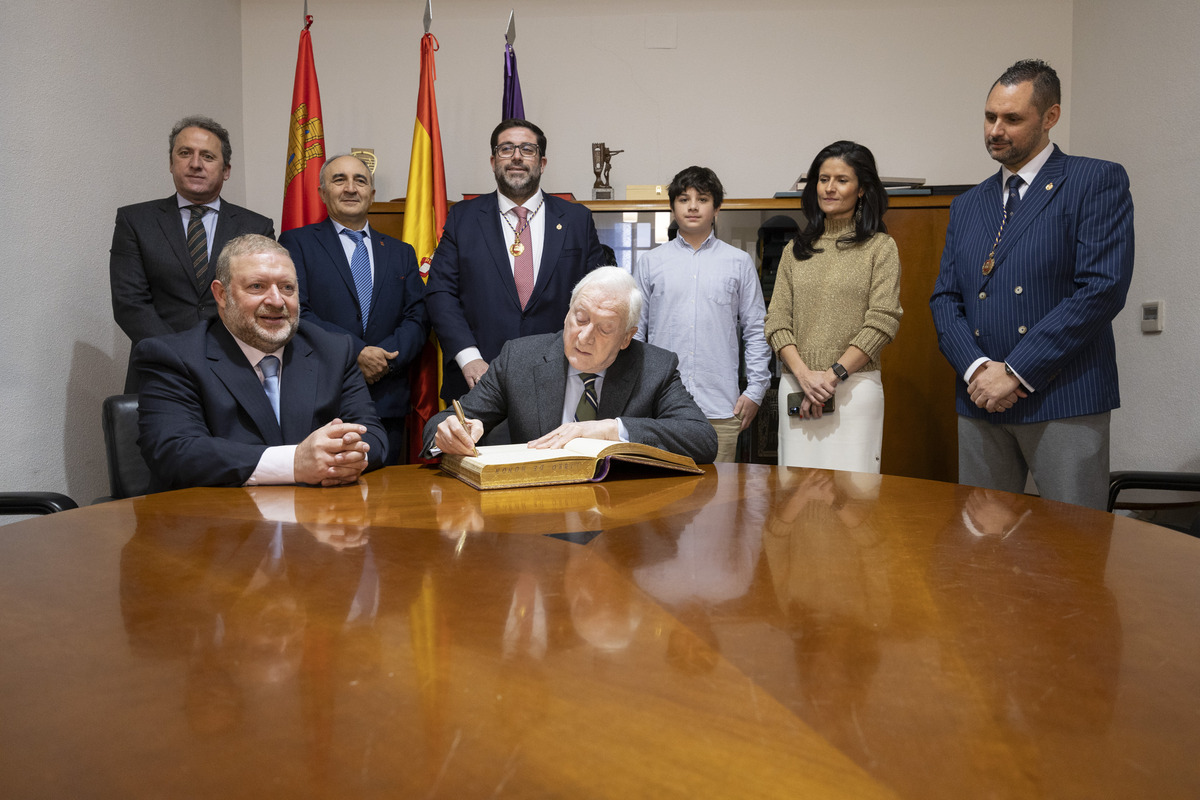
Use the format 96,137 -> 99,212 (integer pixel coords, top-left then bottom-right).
574,373 -> 599,422
341,228 -> 372,332
186,204 -> 209,281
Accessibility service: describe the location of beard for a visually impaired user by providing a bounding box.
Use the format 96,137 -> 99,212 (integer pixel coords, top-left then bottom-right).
223,297 -> 298,353
987,136 -> 1034,168
493,159 -> 542,200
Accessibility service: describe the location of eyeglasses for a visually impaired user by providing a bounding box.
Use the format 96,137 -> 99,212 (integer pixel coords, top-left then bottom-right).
494,143 -> 540,159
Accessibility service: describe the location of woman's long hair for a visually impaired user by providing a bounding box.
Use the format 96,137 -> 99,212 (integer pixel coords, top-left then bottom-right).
791,141 -> 888,261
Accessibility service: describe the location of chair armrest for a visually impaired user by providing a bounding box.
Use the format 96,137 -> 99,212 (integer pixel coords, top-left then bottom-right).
1107,471 -> 1200,512
0,492 -> 79,516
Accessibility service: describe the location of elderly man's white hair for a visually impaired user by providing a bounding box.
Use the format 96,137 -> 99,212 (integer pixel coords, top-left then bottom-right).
568,266 -> 643,333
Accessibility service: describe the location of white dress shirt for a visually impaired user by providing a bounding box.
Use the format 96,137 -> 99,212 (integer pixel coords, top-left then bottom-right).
228,331 -> 296,485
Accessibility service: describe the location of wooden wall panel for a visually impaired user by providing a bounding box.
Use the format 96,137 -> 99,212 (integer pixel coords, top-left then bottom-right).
369,196 -> 961,483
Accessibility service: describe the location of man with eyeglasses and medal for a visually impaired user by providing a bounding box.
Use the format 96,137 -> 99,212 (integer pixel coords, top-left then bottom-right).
425,119 -> 606,404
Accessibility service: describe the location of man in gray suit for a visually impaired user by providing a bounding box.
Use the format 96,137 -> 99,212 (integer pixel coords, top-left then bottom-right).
111,115 -> 275,391
425,267 -> 717,464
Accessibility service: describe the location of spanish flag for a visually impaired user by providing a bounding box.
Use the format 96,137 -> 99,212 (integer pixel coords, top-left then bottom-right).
281,15 -> 326,232
403,32 -> 448,462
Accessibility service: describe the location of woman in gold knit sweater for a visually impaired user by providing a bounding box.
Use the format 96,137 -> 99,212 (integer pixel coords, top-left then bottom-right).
765,141 -> 902,473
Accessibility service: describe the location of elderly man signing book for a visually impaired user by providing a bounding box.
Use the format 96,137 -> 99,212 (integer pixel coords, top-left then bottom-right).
422,267 -> 717,467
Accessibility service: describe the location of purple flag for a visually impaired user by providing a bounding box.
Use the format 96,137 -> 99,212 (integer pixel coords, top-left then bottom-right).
503,42 -> 524,119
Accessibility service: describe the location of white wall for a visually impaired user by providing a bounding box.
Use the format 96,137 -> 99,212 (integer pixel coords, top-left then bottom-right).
1072,0 -> 1200,473
4,0 -> 1195,509
0,0 -> 246,505
240,0 -> 1073,216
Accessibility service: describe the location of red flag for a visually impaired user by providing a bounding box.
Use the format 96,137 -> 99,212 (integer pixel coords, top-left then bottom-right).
281,15 -> 326,232
403,33 -> 448,463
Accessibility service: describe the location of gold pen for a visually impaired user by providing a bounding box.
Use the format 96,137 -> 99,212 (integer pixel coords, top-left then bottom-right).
452,399 -> 480,457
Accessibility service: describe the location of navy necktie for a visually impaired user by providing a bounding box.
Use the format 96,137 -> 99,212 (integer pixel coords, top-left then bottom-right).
1005,175 -> 1024,219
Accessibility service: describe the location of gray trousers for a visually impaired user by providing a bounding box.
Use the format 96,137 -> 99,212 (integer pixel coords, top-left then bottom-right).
957,412 -> 1111,510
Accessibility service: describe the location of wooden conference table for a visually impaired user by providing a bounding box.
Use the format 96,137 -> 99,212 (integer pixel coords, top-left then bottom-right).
2,464 -> 1198,798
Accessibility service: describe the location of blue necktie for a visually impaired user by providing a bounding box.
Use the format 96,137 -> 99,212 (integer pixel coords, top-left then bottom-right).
260,355 -> 280,423
341,228 -> 372,332
1005,175 -> 1024,219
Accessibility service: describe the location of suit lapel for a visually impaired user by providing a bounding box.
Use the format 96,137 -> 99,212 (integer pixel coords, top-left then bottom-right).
478,192 -> 523,309
207,201 -> 244,290
959,174 -> 1005,293
535,334 -> 569,431
596,343 -> 639,420
995,146 -> 1068,262
211,201 -> 237,255
367,230 -> 391,323
314,219 -> 361,303
528,195 -> 565,308
280,331 -> 318,443
155,196 -> 200,292
206,322 -> 283,445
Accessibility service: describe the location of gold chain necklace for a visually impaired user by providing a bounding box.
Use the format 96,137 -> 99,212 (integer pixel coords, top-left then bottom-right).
983,177 -> 1022,275
501,197 -> 545,257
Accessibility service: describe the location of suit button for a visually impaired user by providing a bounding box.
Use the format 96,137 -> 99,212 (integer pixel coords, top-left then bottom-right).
978,291 -> 987,300
974,329 -> 980,337
1014,286 -> 1023,294
1018,325 -> 1027,334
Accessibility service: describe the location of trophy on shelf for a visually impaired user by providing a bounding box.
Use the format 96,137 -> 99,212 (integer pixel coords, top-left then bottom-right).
591,142 -> 623,200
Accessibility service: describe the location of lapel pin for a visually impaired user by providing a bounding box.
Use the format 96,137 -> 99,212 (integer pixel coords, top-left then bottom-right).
1045,182 -> 1054,191
556,224 -> 563,230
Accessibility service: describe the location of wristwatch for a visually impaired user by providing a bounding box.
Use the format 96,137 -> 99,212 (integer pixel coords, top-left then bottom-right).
831,362 -> 849,382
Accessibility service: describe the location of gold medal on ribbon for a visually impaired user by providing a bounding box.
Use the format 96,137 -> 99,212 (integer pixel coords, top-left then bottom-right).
510,240 -> 525,257
982,257 -> 994,276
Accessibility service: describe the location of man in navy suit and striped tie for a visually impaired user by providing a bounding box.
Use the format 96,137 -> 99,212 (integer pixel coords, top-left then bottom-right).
931,59 -> 1135,509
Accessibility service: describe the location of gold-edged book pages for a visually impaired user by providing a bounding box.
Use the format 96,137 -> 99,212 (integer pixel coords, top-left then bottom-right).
439,438 -> 702,490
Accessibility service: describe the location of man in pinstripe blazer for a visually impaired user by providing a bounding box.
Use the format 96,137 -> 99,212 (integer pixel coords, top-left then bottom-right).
931,60 -> 1134,509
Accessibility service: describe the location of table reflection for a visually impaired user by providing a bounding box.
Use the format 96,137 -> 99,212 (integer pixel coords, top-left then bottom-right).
4,464 -> 1175,798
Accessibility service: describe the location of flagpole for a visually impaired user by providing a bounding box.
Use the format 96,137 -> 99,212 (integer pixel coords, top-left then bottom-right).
281,3 -> 326,231
502,10 -> 525,120
404,0 -> 448,462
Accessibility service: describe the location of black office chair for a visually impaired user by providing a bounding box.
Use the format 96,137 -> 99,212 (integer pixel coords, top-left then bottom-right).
1108,470 -> 1200,537
99,394 -> 152,501
0,492 -> 79,516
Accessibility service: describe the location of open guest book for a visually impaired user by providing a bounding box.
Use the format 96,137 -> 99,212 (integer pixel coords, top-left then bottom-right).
439,438 -> 703,490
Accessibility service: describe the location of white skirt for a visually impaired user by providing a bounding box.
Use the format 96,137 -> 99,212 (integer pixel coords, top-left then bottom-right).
777,371 -> 884,473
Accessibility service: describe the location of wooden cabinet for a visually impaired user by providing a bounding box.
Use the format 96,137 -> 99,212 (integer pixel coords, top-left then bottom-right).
369,196 -> 961,482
